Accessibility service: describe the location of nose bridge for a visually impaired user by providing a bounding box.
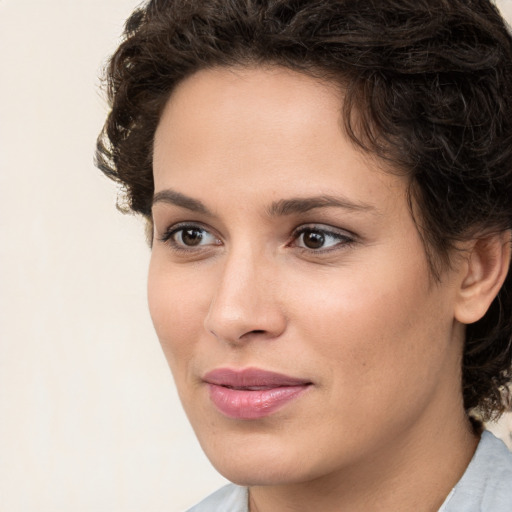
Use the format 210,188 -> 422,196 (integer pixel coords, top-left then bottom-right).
204,240 -> 284,343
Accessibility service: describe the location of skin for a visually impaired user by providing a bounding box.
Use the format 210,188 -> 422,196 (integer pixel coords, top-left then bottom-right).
149,66 -> 482,511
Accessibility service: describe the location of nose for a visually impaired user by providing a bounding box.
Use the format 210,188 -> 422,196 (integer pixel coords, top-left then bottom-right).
203,247 -> 287,345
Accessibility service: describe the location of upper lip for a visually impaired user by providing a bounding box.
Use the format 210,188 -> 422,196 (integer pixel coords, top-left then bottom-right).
203,367 -> 312,389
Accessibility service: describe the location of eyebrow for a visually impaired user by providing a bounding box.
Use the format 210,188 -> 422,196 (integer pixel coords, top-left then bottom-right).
152,189 -> 212,214
267,195 -> 377,216
152,188 -> 377,217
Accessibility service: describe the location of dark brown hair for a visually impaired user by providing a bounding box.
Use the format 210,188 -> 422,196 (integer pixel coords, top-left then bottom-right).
96,0 -> 512,420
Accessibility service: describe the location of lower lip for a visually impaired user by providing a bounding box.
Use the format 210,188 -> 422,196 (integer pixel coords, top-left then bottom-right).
207,384 -> 310,419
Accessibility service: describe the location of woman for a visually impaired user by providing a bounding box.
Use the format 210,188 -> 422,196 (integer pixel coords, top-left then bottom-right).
96,0 -> 512,510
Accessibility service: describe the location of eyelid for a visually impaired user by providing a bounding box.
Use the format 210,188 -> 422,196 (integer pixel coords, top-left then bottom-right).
157,221 -> 356,255
290,224 -> 356,251
159,222 -> 222,249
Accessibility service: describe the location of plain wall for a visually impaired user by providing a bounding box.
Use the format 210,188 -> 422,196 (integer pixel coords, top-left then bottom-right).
0,1 -> 511,510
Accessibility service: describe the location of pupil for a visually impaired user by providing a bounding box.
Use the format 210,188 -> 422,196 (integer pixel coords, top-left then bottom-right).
182,229 -> 203,246
304,231 -> 325,249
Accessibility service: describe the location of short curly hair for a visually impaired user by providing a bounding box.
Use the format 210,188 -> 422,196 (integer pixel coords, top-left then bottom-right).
96,0 -> 512,421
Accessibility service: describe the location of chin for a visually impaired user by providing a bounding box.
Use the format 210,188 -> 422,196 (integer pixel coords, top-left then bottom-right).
196,428 -> 321,487
213,457 -> 306,487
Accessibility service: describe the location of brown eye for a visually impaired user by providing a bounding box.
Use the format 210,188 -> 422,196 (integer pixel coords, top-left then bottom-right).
165,225 -> 219,249
178,228 -> 204,246
293,226 -> 355,252
301,230 -> 325,249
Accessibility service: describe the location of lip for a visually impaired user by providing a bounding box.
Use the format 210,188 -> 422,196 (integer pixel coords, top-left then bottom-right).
203,367 -> 312,420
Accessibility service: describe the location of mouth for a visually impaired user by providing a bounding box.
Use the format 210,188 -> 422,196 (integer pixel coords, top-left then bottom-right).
203,367 -> 313,420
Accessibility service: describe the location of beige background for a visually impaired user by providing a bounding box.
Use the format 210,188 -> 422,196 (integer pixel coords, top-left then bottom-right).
0,1 -> 511,510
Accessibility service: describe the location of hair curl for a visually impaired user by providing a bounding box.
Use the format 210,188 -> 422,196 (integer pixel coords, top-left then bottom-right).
96,0 -> 512,421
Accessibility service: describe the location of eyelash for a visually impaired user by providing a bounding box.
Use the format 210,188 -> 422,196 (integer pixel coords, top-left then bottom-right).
158,223 -> 356,254
159,223 -> 221,253
290,225 -> 356,253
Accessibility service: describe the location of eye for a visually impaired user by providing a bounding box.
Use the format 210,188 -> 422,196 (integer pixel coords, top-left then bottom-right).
292,226 -> 354,251
174,227 -> 209,247
160,224 -> 221,250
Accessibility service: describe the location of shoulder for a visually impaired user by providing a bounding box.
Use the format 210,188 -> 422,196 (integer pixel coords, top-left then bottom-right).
440,430 -> 512,512
186,484 -> 248,512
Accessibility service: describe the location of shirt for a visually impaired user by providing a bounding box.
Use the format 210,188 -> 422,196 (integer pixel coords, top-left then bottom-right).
187,430 -> 512,512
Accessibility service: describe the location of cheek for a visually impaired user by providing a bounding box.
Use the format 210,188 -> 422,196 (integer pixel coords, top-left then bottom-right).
147,256 -> 209,372
292,257 -> 451,408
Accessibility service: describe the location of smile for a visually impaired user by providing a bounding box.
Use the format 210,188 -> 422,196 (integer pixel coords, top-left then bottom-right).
203,368 -> 312,420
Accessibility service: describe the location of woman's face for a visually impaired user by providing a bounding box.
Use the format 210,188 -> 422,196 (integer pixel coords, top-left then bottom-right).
149,66 -> 466,485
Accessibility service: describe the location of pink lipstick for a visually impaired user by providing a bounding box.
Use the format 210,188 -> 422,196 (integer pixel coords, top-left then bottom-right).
203,368 -> 312,419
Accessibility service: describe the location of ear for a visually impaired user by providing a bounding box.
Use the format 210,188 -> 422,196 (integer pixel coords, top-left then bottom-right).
454,230 -> 511,324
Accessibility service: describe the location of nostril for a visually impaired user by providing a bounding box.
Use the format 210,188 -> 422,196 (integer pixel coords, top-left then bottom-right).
238,329 -> 267,340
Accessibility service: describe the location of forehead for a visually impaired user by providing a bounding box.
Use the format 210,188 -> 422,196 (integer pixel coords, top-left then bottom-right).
154,66 -> 342,165
153,66 -> 392,195
158,65 -> 342,130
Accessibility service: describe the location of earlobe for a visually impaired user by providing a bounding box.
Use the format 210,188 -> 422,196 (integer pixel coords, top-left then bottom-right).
455,230 -> 511,324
